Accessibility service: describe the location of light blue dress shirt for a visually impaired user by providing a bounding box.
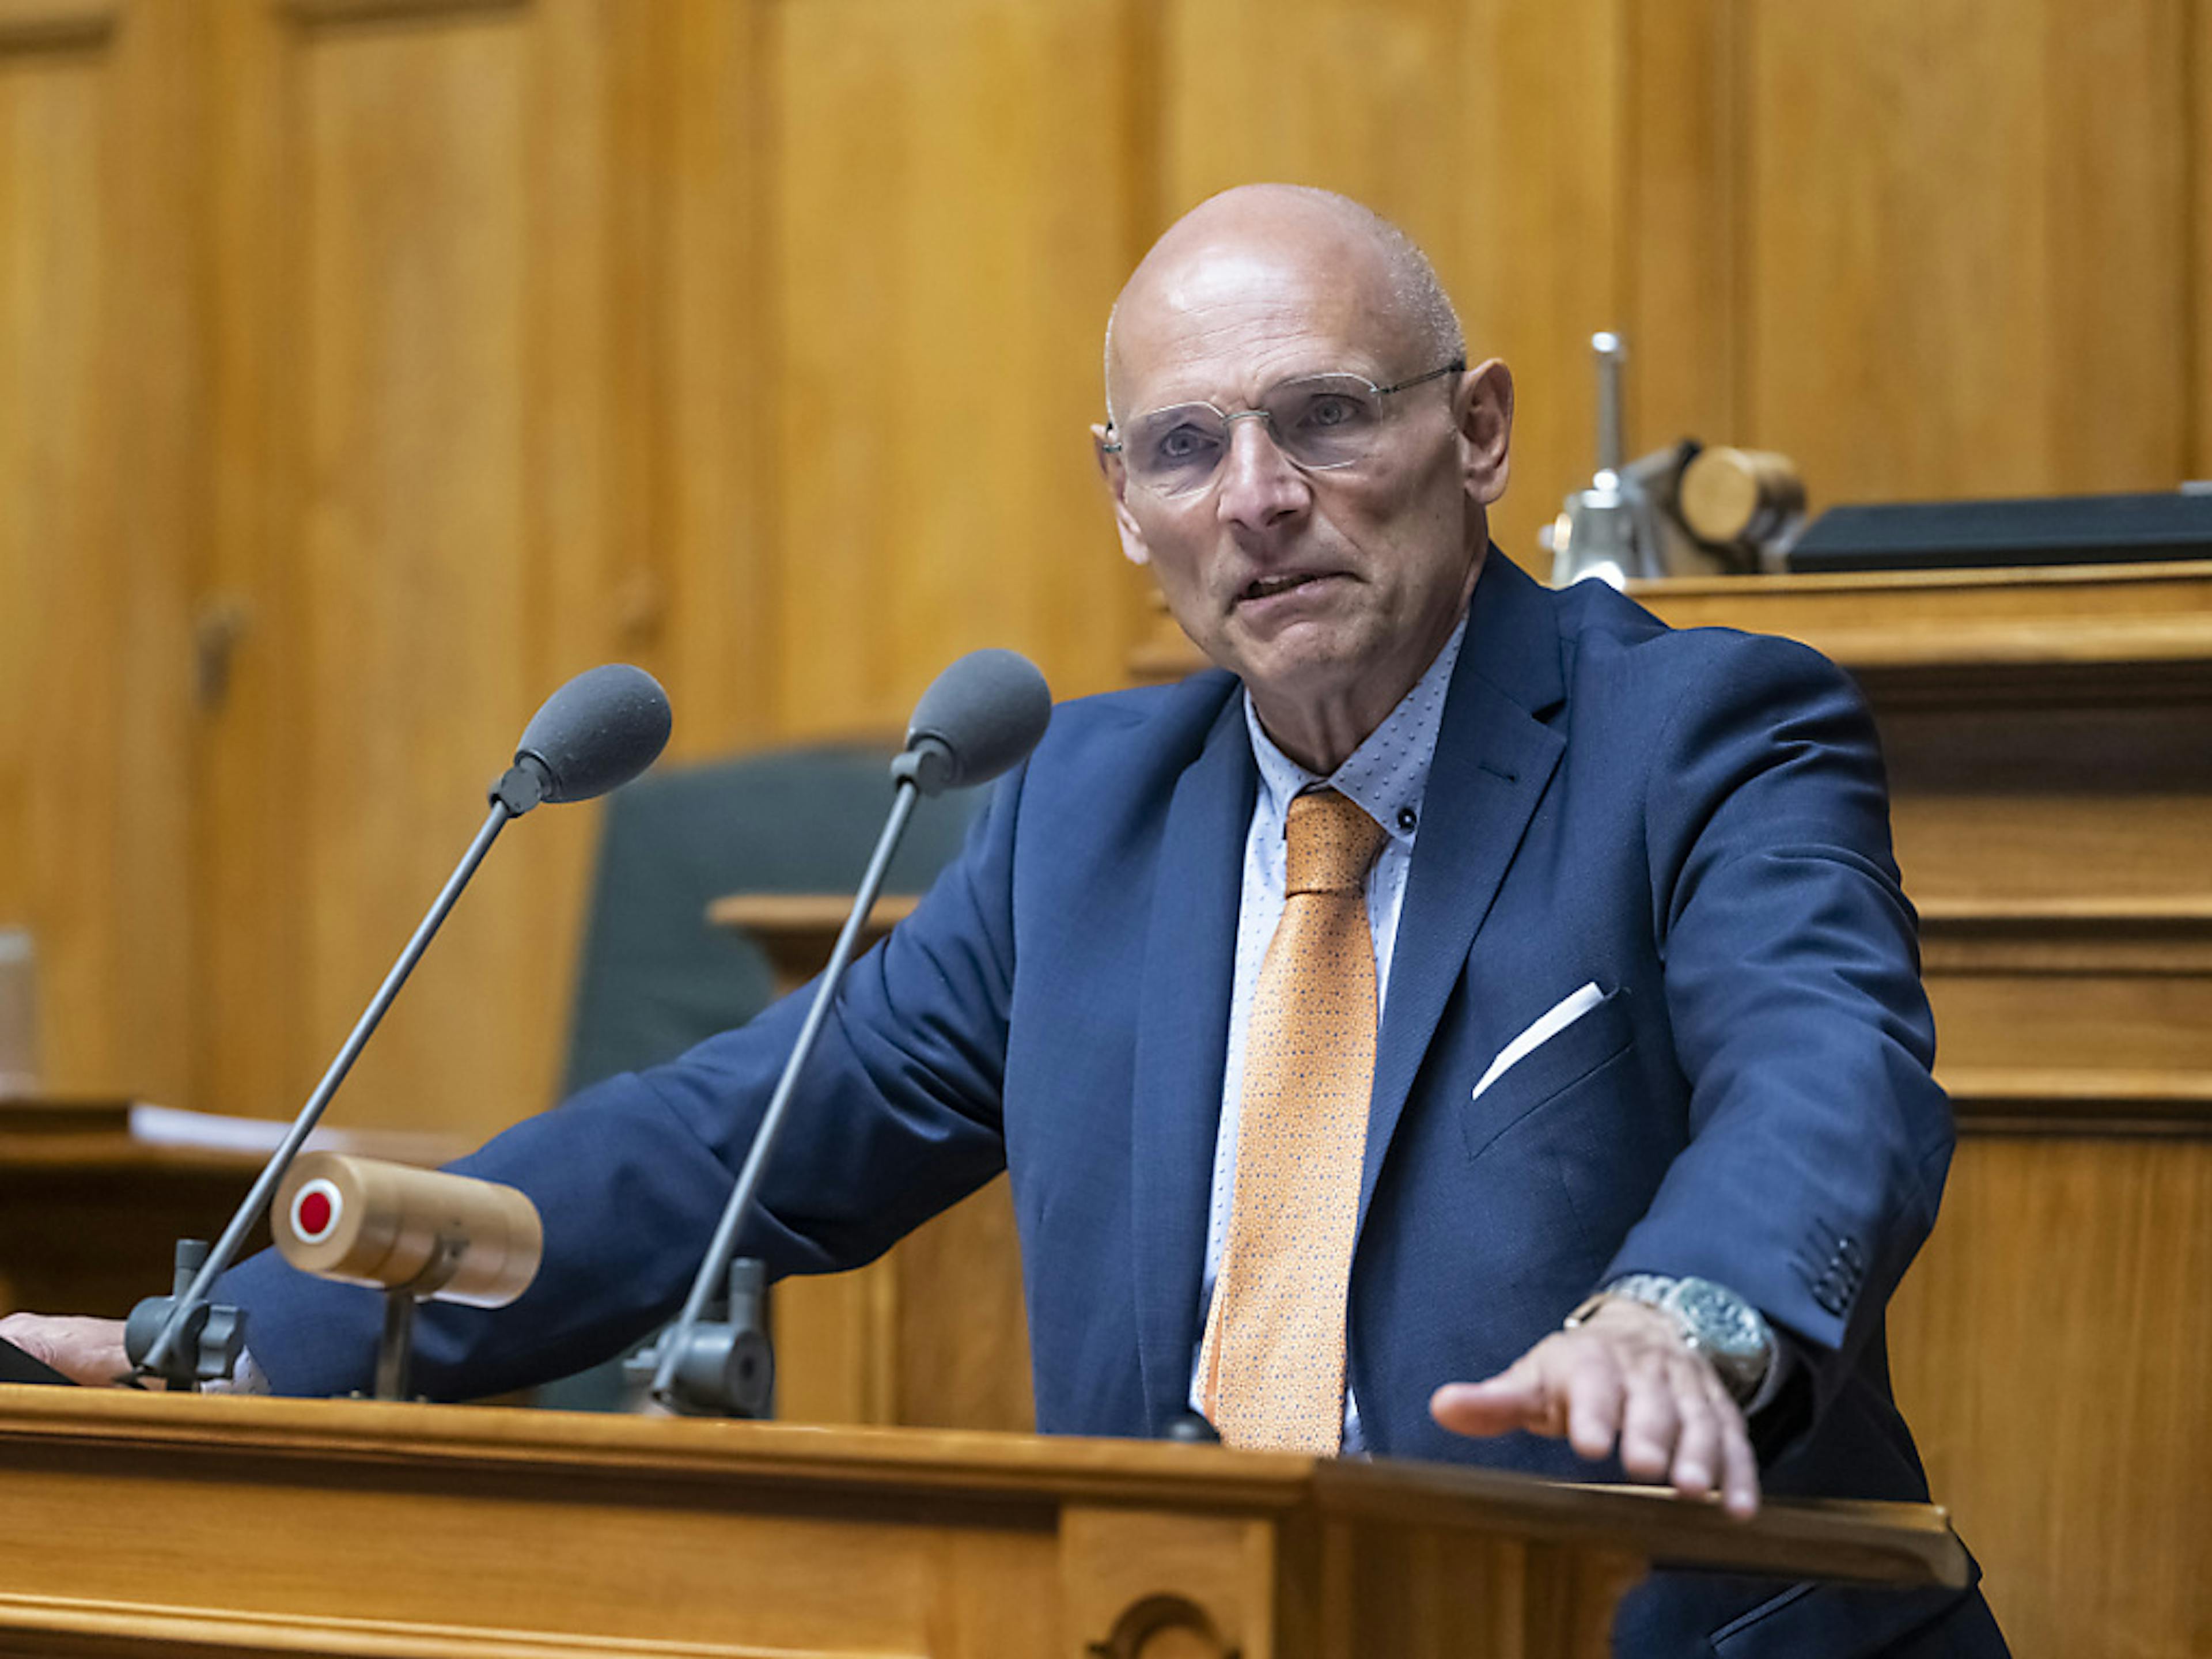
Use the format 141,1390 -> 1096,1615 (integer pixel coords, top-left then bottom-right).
1188,612 -> 1468,1451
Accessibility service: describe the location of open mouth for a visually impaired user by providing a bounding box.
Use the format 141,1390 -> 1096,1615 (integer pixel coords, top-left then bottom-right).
1238,571 -> 1339,604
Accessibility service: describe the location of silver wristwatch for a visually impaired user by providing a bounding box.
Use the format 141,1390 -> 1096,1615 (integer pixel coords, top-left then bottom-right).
1566,1274 -> 1775,1406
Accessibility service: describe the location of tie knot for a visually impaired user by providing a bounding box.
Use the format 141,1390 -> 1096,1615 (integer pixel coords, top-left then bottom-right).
1284,789 -> 1386,895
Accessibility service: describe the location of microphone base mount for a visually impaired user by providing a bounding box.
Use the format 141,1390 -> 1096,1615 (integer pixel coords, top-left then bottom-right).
125,1239 -> 247,1392
640,1257 -> 773,1418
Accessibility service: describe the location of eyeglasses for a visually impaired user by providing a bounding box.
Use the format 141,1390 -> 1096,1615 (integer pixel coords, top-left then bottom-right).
1101,359 -> 1464,497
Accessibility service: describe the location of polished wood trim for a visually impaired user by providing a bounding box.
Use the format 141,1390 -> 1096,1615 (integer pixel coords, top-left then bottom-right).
706,893 -> 921,938
1919,900 -> 2212,973
0,0 -> 113,52
706,895 -> 919,999
1633,560 -> 2212,705
1133,561 -> 2212,696
283,0 -> 530,25
0,1096 -> 132,1134
1938,1067 -> 2212,1136
1309,1465 -> 1968,1590
0,1593 -> 901,1659
0,1389 -> 1968,1589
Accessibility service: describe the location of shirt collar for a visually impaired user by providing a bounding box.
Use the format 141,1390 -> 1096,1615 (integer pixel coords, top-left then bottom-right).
1243,609 -> 1468,848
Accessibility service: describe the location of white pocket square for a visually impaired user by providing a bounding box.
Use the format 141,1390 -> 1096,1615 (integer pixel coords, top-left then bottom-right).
1471,981 -> 1606,1103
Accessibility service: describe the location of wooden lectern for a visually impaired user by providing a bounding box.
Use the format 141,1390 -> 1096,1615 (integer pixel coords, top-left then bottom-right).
0,1389 -> 1963,1659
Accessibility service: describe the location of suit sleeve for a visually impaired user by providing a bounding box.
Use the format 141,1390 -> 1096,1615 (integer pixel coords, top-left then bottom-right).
221,765 -> 1027,1400
1599,633 -> 1954,1426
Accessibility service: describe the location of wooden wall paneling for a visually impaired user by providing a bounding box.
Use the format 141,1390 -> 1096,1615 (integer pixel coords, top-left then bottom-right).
1620,0 -> 1738,471
1638,565 -> 2212,1659
1885,1137 -> 2212,1659
1152,0 -> 1626,573
1742,1 -> 2194,507
101,2 -> 207,1116
1153,0 -> 1471,231
1877,698 -> 2212,905
1442,0 -> 1624,574
771,0 -> 1148,740
200,0 -> 313,1129
200,0 -> 653,1141
654,0 -> 777,756
0,0 -> 200,1107
2198,0 -> 2211,484
2036,0 -> 2194,491
893,1177 -> 1032,1430
719,899 -> 1033,1431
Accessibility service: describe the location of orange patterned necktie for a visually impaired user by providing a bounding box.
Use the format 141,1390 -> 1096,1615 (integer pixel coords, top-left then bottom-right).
1199,787 -> 1388,1452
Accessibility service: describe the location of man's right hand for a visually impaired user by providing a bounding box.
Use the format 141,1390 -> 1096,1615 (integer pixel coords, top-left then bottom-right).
0,1312 -> 131,1386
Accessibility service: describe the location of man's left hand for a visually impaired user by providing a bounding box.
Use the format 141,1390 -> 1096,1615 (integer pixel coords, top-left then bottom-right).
1428,1298 -> 1761,1518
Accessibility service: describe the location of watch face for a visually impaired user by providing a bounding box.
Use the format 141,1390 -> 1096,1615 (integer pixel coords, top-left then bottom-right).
1673,1279 -> 1764,1359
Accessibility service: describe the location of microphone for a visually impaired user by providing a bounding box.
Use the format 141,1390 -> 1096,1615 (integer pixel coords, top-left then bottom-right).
132,665 -> 671,1389
647,649 -> 1050,1415
275,1152 -> 543,1309
494,664 -> 673,814
894,647 -> 1055,797
269,1152 -> 544,1400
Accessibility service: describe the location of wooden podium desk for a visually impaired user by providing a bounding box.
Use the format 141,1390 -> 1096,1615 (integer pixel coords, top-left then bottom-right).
0,1100 -> 463,1323
0,1101 -> 260,1320
734,560 -> 2209,1658
0,1388 -> 1963,1659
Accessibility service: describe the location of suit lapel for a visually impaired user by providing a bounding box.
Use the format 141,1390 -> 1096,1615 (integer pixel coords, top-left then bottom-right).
1130,691 -> 1255,1430
1358,554 -> 1568,1230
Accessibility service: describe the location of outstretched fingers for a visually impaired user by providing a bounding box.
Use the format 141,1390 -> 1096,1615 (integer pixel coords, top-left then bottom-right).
1430,1302 -> 1762,1518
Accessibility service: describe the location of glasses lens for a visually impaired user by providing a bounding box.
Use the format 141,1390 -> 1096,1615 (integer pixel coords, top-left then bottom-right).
1124,404 -> 1227,494
1264,376 -> 1384,469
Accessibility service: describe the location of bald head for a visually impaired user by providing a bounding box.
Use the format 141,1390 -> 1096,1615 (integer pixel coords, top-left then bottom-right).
1104,185 -> 1463,423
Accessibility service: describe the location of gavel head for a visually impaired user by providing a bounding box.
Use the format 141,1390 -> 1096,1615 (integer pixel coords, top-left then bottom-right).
274,1152 -> 543,1309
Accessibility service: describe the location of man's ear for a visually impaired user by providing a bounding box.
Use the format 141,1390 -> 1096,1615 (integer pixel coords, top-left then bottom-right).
1093,423 -> 1152,567
1455,359 -> 1514,507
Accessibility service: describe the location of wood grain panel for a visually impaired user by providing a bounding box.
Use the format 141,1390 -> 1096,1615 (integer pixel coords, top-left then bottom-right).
1889,1137 -> 2212,1657
293,7 -> 547,1141
1639,565 -> 2212,1659
0,1 -> 198,1107
652,0 -> 777,756
1621,0 -> 1736,465
0,0 -> 112,52
1154,0 -> 1624,573
1742,1 -> 2194,506
0,1389 -> 1969,1659
2199,0 -> 2212,485
772,0 -> 1146,739
198,0 -> 664,1140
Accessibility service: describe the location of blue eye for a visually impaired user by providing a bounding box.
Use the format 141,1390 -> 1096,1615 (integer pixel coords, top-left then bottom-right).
1153,426 -> 1219,465
1298,394 -> 1366,430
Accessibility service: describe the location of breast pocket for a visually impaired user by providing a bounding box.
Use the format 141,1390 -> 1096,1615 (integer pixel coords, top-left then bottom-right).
1459,986 -> 1634,1163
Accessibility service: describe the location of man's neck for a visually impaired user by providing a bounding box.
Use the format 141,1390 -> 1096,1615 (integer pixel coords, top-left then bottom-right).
1248,611 -> 1474,775
1244,541 -> 1487,773
1248,694 -> 1387,777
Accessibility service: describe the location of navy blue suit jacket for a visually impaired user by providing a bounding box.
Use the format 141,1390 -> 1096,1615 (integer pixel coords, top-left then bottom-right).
229,552 -> 2001,1657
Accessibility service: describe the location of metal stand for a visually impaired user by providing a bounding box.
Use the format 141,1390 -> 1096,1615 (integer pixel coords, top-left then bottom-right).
123,1240 -> 247,1391
634,1257 -> 772,1418
648,778 -> 919,1414
135,801 -> 514,1386
374,1291 -> 421,1402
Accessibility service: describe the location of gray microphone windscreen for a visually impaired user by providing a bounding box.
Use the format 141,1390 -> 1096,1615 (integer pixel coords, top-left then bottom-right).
514,664 -> 672,804
904,649 -> 1051,793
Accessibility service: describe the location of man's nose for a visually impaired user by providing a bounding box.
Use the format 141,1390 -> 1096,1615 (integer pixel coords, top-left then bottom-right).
1214,414 -> 1309,531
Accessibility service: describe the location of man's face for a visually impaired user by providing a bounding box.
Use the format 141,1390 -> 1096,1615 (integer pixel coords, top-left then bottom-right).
1097,232 -> 1509,736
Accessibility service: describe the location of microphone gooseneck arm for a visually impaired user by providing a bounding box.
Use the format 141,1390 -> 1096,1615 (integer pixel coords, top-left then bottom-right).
137,799 -> 516,1384
650,777 -> 922,1412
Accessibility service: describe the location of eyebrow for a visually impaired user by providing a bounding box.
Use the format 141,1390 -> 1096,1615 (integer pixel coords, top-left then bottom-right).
1125,362 -> 1390,414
